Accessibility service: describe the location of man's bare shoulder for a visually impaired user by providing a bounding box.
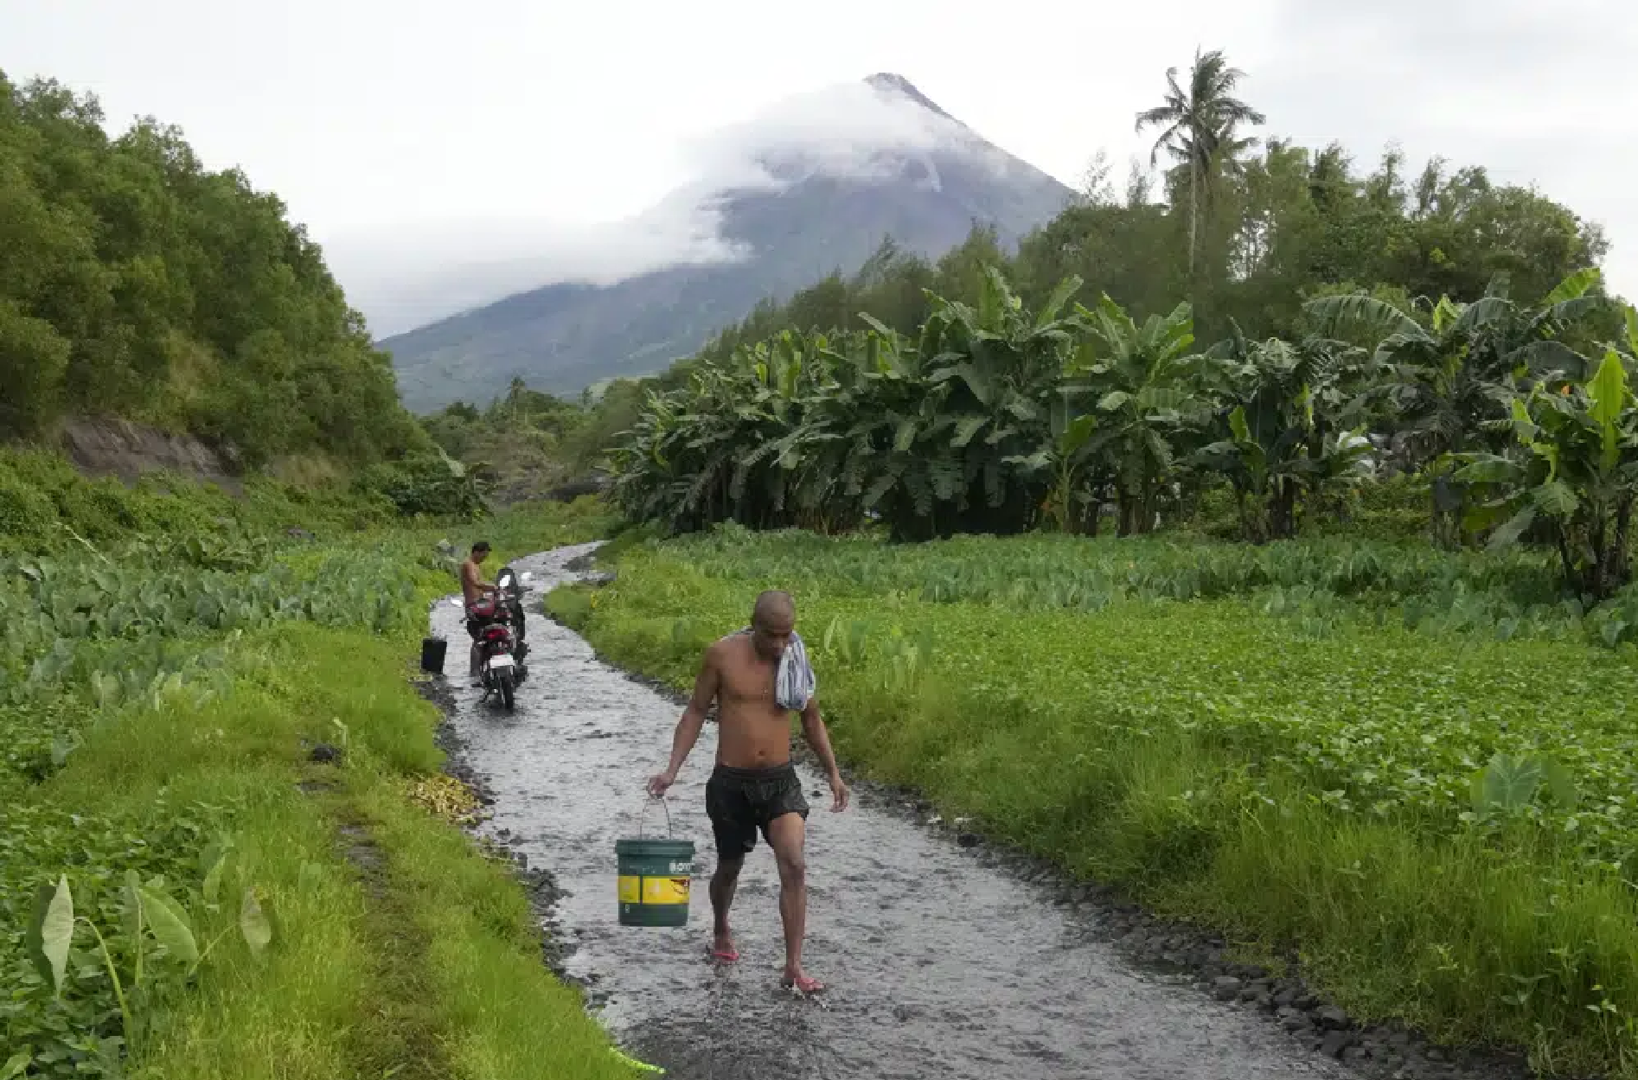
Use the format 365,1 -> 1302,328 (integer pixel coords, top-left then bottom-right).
702,633 -> 751,669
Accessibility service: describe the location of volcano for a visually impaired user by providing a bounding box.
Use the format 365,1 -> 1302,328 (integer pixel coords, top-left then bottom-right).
380,74 -> 1074,412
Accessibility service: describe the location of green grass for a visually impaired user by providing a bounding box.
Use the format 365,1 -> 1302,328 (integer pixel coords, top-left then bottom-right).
617,521 -> 1638,648
2,494 -> 639,1080
361,782 -> 625,1080
553,526 -> 1638,1078
401,493 -> 620,571
7,625 -> 634,1080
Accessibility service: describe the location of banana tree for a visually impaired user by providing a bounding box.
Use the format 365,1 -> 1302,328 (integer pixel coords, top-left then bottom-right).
1453,333 -> 1638,602
1193,333 -> 1375,541
1067,293 -> 1214,535
607,352 -> 793,532
1003,392 -> 1104,534
787,324 -> 933,534
607,388 -> 688,526
1304,268 -> 1608,545
895,268 -> 1084,538
724,330 -> 853,528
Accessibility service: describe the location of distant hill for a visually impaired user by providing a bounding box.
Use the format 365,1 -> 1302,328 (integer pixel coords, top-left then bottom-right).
381,74 -> 1074,412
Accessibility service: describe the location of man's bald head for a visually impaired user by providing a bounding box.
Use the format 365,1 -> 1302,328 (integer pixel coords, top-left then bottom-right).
752,590 -> 795,629
750,590 -> 796,659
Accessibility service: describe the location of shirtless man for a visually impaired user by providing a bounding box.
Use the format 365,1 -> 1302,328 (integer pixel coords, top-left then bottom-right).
647,590 -> 849,993
459,541 -> 494,681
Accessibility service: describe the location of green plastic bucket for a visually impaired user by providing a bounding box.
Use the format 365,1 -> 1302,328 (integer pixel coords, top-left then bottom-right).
616,798 -> 695,928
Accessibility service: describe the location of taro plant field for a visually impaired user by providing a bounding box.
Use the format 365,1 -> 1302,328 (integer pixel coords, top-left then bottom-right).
0,456 -> 628,1080
567,261 -> 1638,1077
0,540 -> 410,1077
0,533 -> 438,1079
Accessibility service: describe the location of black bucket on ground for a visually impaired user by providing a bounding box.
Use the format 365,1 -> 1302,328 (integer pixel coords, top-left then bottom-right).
420,635 -> 448,674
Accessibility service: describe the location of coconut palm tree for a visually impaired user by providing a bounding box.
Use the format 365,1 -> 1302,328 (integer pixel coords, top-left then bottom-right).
1135,47 -> 1267,281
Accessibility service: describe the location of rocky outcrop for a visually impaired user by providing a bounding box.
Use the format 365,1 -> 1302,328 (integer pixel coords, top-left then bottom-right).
57,418 -> 242,493
544,475 -> 609,503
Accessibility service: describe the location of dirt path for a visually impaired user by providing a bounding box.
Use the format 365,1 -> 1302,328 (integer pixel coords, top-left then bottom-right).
431,544 -> 1355,1080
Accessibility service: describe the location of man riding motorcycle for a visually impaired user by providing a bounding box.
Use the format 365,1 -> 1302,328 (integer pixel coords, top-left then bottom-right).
460,541 -> 498,684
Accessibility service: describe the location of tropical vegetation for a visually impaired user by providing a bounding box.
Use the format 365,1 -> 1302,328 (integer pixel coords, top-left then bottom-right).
544,47 -> 1638,1079
0,69 -> 429,468
8,39 -> 1638,1080
0,465 -> 628,1080
554,522 -> 1638,1079
607,264 -> 1636,601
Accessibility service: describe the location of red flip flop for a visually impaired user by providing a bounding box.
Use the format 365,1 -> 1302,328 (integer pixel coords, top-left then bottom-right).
782,974 -> 825,994
709,947 -> 739,963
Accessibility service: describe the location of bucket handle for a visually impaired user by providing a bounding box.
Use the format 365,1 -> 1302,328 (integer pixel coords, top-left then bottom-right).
637,794 -> 675,839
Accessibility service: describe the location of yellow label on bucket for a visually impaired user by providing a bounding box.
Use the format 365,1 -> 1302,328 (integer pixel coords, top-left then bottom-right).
618,875 -> 690,906
641,876 -> 691,905
617,875 -> 641,904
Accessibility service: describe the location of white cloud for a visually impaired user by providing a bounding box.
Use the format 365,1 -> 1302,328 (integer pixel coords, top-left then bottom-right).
323,195 -> 746,338
3,0 -> 1634,340
681,76 -> 983,184
326,74 -> 1024,335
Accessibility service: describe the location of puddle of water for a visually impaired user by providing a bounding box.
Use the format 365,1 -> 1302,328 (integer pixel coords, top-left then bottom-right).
431,544 -> 1347,1080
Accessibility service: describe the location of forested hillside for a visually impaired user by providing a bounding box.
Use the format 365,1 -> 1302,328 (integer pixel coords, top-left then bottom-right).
0,71 -> 428,469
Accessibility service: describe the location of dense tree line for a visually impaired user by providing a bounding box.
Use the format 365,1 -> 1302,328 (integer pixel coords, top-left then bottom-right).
0,71 -> 428,468
694,50 -> 1611,374
420,376 -> 639,503
433,47 -> 1628,563
610,263 -> 1638,600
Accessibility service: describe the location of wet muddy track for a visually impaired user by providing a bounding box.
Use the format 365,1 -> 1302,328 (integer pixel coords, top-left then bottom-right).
428,544 -> 1529,1080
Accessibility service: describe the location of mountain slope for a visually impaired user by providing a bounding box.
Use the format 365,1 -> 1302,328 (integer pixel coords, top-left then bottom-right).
382,74 -> 1073,412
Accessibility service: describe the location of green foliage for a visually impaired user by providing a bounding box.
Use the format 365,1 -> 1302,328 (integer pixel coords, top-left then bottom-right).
0,475 -> 56,551
0,70 -> 427,466
10,852 -> 275,1076
0,490 -> 424,1075
565,532 -> 1638,1076
0,441 -> 512,564
1193,333 -> 1375,541
0,544 -> 429,787
418,378 -> 613,506
601,276 -> 1234,538
604,523 -> 1638,646
2,800 -> 243,1078
354,448 -> 489,520
680,122 -> 1606,380
1456,337 -> 1638,601
0,493 -> 622,1079
612,261 -> 1630,601
613,271 -> 1186,541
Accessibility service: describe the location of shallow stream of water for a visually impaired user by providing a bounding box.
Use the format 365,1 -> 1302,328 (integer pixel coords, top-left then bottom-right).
430,544 -> 1347,1079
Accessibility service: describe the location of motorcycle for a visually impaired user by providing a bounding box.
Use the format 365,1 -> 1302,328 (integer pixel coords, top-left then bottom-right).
455,567 -> 533,710
493,566 -> 531,667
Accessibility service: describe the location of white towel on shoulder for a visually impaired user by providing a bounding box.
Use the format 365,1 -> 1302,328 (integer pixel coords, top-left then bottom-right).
732,628 -> 816,712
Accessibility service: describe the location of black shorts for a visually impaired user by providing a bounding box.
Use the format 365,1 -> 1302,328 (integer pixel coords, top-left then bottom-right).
705,763 -> 809,858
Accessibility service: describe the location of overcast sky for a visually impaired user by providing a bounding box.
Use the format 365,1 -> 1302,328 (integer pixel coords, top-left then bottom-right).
5,0 -> 1634,336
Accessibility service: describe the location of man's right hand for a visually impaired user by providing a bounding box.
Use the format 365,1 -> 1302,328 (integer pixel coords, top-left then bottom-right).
647,770 -> 676,797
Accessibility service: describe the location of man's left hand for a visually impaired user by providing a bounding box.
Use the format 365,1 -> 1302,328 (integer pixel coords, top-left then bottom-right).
827,771 -> 850,812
